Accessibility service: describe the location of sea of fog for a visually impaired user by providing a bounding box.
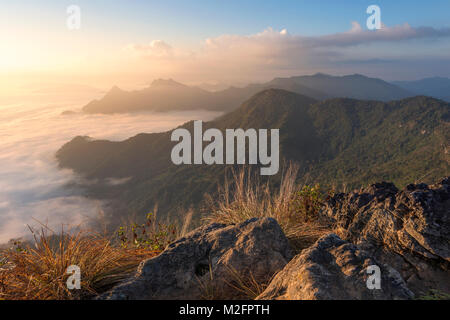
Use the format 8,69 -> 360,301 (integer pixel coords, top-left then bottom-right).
0,94 -> 221,244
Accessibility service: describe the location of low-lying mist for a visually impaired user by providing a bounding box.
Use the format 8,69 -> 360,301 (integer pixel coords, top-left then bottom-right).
0,93 -> 221,244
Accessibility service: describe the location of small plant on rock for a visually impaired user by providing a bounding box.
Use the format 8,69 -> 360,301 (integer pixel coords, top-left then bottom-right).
117,212 -> 178,251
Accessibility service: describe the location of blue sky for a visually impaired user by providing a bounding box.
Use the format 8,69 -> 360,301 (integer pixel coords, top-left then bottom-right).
5,0 -> 450,44
1,0 -> 450,88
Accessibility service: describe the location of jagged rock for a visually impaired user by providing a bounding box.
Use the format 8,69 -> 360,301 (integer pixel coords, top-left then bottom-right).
101,218 -> 292,300
322,177 -> 450,295
257,234 -> 414,300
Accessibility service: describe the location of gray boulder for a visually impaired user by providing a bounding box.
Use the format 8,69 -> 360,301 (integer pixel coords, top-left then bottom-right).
257,234 -> 414,300
322,177 -> 450,295
101,217 -> 292,299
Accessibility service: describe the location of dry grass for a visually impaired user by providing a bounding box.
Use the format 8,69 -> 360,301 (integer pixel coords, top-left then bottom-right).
223,266 -> 271,300
117,206 -> 194,251
0,228 -> 159,300
0,163 -> 332,300
196,263 -> 219,300
204,163 -> 331,251
196,264 -> 270,300
196,164 -> 333,300
0,206 -> 194,300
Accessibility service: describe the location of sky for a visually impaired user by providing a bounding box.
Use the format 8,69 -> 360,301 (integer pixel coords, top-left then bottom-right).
1,0 -> 450,93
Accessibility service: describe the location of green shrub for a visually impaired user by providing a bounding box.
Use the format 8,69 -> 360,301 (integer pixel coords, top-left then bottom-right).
117,212 -> 177,251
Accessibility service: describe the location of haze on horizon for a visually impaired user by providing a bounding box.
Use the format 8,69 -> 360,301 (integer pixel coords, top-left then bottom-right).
1,0 -> 450,99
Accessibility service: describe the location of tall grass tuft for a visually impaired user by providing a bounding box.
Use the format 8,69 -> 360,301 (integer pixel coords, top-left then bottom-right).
0,206 -> 194,300
0,227 -> 159,300
204,163 -> 331,251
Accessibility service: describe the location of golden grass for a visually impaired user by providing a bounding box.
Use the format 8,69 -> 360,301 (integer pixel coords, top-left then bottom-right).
0,163 -> 332,300
0,228 -> 159,300
196,263 -> 274,300
223,266 -> 271,300
117,206 -> 194,250
203,163 -> 331,251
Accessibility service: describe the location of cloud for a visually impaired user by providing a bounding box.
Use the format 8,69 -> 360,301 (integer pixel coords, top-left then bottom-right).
201,22 -> 450,51
0,97 -> 221,244
125,40 -> 174,59
199,23 -> 450,64
124,23 -> 450,82
308,23 -> 450,47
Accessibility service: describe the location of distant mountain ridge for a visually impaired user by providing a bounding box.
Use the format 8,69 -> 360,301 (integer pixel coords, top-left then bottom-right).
58,90 -> 450,224
392,77 -> 450,102
82,73 -> 414,114
273,73 -> 413,101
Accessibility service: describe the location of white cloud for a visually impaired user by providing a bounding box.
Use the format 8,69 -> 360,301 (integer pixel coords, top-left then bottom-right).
309,23 -> 450,47
0,98 -> 221,244
125,40 -> 174,59
123,23 -> 450,82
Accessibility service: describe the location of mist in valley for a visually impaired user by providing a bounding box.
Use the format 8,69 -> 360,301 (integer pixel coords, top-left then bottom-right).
0,91 -> 221,244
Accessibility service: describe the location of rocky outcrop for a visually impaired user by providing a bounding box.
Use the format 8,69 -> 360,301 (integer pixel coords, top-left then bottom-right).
101,218 -> 292,300
257,234 -> 414,300
322,177 -> 450,295
99,177 -> 448,300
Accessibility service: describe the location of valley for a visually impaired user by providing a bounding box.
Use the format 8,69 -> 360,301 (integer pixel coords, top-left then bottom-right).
56,89 -> 450,227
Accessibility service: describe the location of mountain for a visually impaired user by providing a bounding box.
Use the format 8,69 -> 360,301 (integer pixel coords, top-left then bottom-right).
196,82 -> 231,92
81,74 -> 414,114
287,73 -> 413,101
392,77 -> 450,102
58,90 -> 450,224
81,77 -> 328,114
82,79 -> 222,113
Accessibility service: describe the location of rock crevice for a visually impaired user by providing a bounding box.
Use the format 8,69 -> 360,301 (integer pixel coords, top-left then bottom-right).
322,177 -> 450,295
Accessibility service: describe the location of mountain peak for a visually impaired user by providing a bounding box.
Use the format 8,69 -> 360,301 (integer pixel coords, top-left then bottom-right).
254,87 -> 299,97
104,85 -> 125,97
347,73 -> 367,78
110,85 -> 122,92
150,78 -> 186,88
311,72 -> 331,78
237,88 -> 317,115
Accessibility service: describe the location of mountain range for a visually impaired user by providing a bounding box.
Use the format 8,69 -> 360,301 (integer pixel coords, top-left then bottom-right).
82,73 -> 415,114
58,89 -> 450,225
392,77 -> 450,102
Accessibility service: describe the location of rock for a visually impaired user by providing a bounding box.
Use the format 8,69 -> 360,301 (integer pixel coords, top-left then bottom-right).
322,177 -> 450,295
257,234 -> 414,300
101,217 -> 293,300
